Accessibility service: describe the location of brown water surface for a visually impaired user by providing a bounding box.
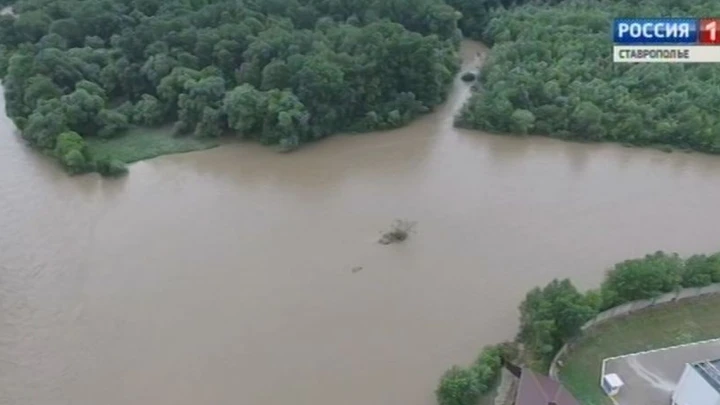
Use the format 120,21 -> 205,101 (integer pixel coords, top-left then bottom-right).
2,41 -> 720,405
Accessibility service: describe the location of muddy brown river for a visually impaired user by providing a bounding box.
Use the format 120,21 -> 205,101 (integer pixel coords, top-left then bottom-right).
2,41 -> 720,405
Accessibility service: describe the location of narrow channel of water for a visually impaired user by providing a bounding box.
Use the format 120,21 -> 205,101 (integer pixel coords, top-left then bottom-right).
1,41 -> 720,405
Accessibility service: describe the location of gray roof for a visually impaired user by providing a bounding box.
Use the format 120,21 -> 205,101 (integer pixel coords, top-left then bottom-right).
691,358 -> 720,393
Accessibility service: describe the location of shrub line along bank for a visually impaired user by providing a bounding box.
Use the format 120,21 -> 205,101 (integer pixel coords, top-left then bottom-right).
547,282 -> 720,380
435,250 -> 720,405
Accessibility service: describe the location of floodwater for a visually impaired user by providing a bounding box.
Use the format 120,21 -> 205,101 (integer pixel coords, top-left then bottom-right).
2,40 -> 720,405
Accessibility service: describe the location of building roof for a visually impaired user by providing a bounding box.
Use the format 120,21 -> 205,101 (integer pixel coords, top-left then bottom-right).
515,368 -> 580,405
692,358 -> 720,394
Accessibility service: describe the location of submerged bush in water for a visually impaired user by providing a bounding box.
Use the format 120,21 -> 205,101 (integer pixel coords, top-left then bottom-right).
96,158 -> 128,177
379,219 -> 416,244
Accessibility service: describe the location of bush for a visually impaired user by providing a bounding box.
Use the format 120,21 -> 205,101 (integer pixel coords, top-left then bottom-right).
61,149 -> 88,174
96,158 -> 128,177
472,345 -> 503,389
54,131 -> 91,174
379,219 -> 416,244
681,254 -> 720,287
278,135 -> 300,153
436,366 -> 482,405
600,251 -> 683,310
54,131 -> 85,157
460,72 -> 476,82
584,288 -> 603,312
436,345 -> 506,405
597,250 -> 720,311
518,279 -> 596,363
509,109 -> 535,134
133,95 -> 164,126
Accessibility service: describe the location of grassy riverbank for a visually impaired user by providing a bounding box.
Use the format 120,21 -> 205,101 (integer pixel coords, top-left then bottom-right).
558,294 -> 720,405
86,127 -> 220,164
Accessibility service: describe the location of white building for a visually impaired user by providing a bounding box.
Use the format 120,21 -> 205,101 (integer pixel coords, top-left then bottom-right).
672,358 -> 720,405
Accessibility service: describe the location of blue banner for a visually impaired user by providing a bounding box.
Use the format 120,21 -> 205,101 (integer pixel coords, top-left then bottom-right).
613,18 -> 698,44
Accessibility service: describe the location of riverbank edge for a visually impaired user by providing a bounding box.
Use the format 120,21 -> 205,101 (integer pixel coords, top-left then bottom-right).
81,47 -> 475,172
549,283 -> 720,402
84,126 -> 222,165
83,100 -> 447,170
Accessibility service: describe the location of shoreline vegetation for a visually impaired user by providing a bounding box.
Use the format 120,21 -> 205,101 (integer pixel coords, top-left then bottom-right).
5,0 -> 720,173
0,0 -> 462,176
3,0 -> 720,176
435,250 -> 720,405
454,0 -> 720,154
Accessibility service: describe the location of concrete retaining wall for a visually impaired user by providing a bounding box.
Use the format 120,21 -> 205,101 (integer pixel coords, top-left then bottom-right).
548,282 -> 720,379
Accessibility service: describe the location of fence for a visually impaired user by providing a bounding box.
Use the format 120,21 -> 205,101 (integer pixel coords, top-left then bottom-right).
548,282 -> 720,379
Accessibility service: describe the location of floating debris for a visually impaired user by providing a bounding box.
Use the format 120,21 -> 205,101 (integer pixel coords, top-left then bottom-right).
379,219 -> 417,245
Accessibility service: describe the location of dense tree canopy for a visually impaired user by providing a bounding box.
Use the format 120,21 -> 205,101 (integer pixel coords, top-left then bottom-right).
456,0 -> 720,153
517,278 -> 596,362
0,0 -> 462,173
8,0 -> 720,174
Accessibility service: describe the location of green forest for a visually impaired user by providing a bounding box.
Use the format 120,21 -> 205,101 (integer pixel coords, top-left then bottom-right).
456,0 -> 720,152
1,0 -> 719,175
0,0 -> 462,174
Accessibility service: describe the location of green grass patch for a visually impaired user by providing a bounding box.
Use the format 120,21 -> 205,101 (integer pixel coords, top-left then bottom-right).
558,294 -> 720,405
86,126 -> 221,164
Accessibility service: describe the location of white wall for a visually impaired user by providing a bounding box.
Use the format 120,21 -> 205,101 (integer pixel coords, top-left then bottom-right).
672,364 -> 720,405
